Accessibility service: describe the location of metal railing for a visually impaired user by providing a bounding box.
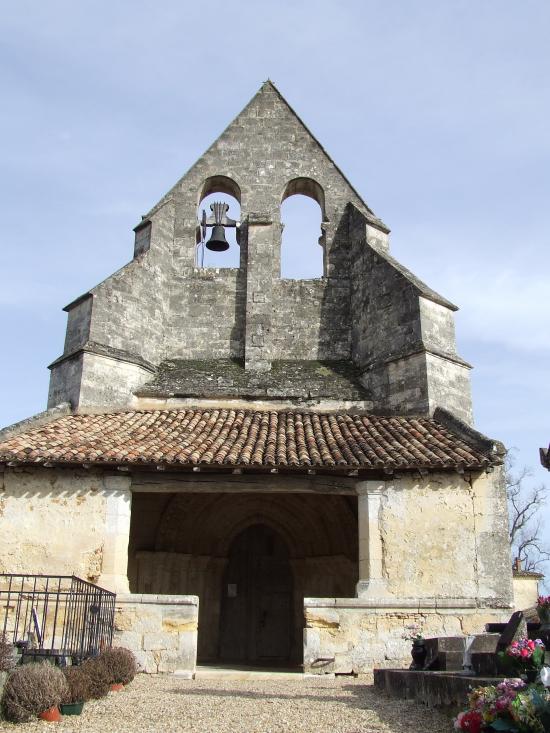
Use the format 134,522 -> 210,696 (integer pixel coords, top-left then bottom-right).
0,575 -> 115,662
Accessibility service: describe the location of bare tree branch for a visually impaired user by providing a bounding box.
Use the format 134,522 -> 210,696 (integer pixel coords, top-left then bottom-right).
506,451 -> 550,576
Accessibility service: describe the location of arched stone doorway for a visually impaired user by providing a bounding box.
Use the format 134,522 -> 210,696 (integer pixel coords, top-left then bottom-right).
128,491 -> 358,665
219,524 -> 293,665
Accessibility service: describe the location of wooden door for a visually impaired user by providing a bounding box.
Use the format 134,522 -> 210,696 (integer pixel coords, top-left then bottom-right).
219,524 -> 293,664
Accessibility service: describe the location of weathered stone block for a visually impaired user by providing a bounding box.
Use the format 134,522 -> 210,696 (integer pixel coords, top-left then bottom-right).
156,651 -> 180,673
178,631 -> 198,672
470,634 -> 499,653
143,632 -> 179,651
131,650 -> 150,673
305,608 -> 340,629
113,630 -> 142,650
140,651 -> 159,674
162,607 -> 198,632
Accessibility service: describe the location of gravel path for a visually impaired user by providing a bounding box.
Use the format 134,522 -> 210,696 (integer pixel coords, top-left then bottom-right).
0,675 -> 452,733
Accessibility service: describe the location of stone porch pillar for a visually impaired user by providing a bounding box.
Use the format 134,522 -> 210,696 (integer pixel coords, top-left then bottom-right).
356,480 -> 389,598
98,475 -> 132,593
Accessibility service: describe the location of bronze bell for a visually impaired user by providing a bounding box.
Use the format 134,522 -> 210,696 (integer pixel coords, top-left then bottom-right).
206,224 -> 230,252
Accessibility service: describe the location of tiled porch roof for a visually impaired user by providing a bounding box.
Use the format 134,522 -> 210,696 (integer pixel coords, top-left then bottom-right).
0,408 -> 497,473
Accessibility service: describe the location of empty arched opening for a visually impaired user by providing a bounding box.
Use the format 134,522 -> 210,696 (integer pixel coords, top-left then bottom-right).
197,176 -> 241,269
127,491 -> 358,665
280,178 -> 326,279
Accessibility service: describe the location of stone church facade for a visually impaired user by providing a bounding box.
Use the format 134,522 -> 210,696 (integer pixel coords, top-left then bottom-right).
0,82 -> 513,674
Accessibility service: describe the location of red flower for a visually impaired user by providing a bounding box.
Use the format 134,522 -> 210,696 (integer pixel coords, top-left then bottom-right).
459,710 -> 484,733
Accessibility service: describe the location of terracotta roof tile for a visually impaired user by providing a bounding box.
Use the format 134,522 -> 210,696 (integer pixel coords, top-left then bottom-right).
0,409 -> 494,472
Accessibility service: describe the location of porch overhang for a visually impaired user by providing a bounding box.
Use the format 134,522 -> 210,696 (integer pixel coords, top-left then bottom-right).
0,406 -> 499,475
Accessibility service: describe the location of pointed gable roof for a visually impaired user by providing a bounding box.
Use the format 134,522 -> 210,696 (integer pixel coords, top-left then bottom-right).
143,81 -> 388,232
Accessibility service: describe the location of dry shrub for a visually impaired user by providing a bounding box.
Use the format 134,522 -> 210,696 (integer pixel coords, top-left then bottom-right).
0,635 -> 15,672
1,662 -> 68,723
62,665 -> 91,704
78,656 -> 111,699
98,647 -> 138,685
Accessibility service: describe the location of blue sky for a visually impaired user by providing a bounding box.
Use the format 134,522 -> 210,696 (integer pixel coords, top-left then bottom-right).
1,2 -> 549,548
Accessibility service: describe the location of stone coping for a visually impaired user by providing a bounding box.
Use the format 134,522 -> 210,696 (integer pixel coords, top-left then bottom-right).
116,593 -> 199,606
304,597 -> 510,610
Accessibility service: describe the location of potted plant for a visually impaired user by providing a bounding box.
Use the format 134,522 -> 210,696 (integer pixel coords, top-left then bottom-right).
402,624 -> 427,670
60,666 -> 89,715
97,647 -> 138,690
537,596 -> 550,632
78,656 -> 111,699
498,638 -> 546,683
1,662 -> 68,723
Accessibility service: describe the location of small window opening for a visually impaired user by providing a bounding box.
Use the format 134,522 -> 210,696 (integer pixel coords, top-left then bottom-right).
197,190 -> 241,269
280,194 -> 324,279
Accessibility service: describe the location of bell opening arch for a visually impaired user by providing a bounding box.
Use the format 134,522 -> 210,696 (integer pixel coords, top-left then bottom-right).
196,175 -> 242,269
280,177 -> 327,279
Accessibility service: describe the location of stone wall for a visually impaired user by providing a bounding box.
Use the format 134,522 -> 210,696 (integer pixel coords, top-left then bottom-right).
365,470 -> 512,606
0,462 -> 512,674
0,467 -> 106,580
47,354 -> 84,410
170,268 -> 246,360
271,278 -> 351,360
63,295 -> 92,354
349,204 -> 473,423
114,594 -> 198,675
303,599 -> 510,675
77,352 -> 153,409
512,575 -> 541,611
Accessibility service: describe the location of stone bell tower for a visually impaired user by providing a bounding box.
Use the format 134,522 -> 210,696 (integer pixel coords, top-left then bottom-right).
48,81 -> 473,424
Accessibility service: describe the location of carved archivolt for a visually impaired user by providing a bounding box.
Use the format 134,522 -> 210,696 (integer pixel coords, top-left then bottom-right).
154,492 -> 357,560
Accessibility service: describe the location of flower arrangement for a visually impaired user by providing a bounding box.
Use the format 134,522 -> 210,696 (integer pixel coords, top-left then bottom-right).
402,623 -> 424,643
454,679 -> 550,733
498,639 -> 546,677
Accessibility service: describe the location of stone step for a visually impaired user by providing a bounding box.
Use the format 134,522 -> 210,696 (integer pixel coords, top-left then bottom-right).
190,665 -> 312,681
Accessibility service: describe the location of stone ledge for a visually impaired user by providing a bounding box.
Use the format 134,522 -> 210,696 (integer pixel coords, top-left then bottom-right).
116,593 -> 199,606
48,341 -> 156,373
304,597 -> 480,610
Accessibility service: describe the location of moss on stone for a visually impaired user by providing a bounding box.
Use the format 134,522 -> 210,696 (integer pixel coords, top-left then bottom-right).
136,359 -> 370,401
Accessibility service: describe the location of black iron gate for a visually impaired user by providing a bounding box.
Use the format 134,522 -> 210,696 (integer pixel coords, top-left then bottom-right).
0,574 -> 115,662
